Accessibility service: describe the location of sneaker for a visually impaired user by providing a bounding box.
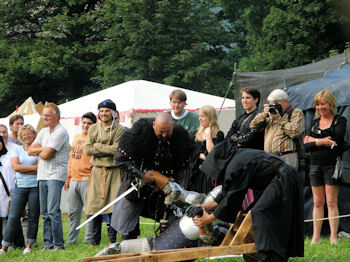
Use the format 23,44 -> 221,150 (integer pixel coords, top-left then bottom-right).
23,248 -> 31,254
0,249 -> 6,254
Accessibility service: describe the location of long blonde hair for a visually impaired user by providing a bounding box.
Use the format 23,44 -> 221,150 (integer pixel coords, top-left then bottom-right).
195,105 -> 220,141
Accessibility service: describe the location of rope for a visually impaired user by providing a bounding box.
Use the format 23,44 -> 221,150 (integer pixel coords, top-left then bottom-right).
304,213 -> 350,223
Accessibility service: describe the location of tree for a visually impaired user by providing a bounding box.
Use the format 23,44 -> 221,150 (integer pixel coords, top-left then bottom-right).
0,0 -> 104,116
94,0 -> 234,96
237,0 -> 349,71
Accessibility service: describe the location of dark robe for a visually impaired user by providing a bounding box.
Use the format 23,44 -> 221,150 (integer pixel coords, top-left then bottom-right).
185,130 -> 224,194
225,108 -> 264,150
110,118 -> 195,236
201,140 -> 304,259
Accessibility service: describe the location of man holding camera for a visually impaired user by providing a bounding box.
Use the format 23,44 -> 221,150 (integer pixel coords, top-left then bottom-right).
250,89 -> 305,168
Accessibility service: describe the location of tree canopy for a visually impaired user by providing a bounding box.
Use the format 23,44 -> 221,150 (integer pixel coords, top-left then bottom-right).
0,0 -> 348,116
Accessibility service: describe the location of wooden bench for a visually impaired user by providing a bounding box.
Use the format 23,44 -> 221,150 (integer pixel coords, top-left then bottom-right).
81,211 -> 257,262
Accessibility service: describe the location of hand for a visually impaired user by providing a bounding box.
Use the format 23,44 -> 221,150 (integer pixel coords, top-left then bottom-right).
199,200 -> 218,212
304,136 -> 312,143
193,209 -> 215,227
322,136 -> 337,148
199,153 -> 206,160
263,104 -> 270,114
85,186 -> 89,198
63,182 -> 69,191
204,127 -> 211,137
141,171 -> 154,184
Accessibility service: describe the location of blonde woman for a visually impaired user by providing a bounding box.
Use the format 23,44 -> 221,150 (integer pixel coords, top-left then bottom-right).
190,105 -> 224,194
304,90 -> 347,245
1,125 -> 38,254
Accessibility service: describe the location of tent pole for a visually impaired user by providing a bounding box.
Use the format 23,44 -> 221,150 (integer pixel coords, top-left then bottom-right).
218,62 -> 237,117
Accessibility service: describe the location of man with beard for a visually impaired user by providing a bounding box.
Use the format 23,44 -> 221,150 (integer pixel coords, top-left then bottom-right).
110,112 -> 195,241
85,100 -> 125,247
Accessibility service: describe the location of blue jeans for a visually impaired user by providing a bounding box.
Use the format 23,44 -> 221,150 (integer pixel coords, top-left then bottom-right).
2,186 -> 39,246
39,180 -> 65,248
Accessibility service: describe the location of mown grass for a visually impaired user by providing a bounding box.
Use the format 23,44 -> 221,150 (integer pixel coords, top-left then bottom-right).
0,216 -> 349,262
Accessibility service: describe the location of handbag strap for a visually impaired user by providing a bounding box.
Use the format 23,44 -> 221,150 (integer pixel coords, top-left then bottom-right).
0,171 -> 11,197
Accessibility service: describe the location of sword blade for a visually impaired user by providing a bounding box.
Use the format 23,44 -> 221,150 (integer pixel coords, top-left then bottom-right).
75,183 -> 138,230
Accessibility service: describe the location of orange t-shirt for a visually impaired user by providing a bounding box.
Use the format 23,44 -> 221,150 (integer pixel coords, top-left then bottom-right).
66,133 -> 92,183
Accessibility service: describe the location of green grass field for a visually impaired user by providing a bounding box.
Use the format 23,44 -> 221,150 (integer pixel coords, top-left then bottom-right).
0,216 -> 349,261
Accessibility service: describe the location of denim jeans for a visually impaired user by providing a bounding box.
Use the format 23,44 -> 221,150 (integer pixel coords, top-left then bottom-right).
39,180 -> 65,248
1,186 -> 39,247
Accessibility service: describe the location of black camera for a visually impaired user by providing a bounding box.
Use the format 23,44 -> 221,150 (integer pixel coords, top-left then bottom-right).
269,103 -> 282,115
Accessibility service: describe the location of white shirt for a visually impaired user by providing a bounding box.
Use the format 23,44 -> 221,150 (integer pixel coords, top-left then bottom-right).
34,123 -> 69,182
0,142 -> 19,217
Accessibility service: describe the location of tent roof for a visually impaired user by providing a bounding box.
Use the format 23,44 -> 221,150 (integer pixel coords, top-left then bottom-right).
234,51 -> 350,117
287,64 -> 350,111
59,80 -> 235,118
8,97 -> 38,117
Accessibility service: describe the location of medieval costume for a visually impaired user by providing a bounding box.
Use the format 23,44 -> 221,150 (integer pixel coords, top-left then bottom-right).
226,108 -> 264,150
186,130 -> 224,194
110,118 -> 195,239
201,140 -> 304,260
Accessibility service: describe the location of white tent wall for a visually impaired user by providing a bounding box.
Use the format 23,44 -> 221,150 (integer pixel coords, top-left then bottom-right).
0,114 -> 41,132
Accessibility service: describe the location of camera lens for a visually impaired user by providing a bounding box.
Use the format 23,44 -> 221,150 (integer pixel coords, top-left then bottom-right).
269,106 -> 277,114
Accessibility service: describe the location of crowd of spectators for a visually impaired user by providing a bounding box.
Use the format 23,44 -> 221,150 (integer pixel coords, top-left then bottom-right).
0,88 -> 346,260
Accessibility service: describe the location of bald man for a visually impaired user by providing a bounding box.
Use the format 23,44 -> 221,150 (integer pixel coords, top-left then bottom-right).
109,113 -> 195,242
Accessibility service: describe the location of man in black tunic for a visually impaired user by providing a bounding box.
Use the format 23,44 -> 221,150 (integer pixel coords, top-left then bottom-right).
193,141 -> 304,261
110,112 -> 195,240
226,87 -> 264,149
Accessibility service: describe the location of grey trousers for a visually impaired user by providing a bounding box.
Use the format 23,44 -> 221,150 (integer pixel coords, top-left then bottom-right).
66,180 -> 93,244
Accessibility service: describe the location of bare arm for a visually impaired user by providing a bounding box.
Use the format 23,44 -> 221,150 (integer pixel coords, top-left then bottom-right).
205,127 -> 215,154
39,147 -> 56,160
11,157 -> 38,175
27,142 -> 42,156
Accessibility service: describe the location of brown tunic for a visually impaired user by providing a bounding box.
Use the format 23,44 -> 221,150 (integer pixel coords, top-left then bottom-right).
85,122 -> 125,214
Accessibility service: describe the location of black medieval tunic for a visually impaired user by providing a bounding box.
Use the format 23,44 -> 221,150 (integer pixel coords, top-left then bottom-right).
110,118 -> 195,236
201,140 -> 304,259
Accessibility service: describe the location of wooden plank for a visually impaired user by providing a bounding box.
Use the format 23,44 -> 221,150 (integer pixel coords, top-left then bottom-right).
81,244 -> 256,262
220,223 -> 235,246
230,211 -> 253,245
233,211 -> 245,231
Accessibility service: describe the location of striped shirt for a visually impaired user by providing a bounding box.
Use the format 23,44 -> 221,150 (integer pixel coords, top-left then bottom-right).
250,106 -> 304,155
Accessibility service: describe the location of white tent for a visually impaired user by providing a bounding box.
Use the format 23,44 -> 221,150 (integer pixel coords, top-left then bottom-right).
8,97 -> 38,117
59,80 -> 236,140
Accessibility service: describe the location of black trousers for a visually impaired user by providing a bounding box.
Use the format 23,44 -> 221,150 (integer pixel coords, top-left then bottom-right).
90,214 -> 117,245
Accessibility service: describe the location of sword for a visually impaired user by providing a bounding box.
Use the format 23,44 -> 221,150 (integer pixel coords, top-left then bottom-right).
76,182 -> 139,230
